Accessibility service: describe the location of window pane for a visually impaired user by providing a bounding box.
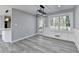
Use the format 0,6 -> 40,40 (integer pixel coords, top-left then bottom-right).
55,17 -> 59,30
60,16 -> 67,30
49,15 -> 70,31
52,17 -> 57,29
49,16 -> 59,30
63,16 -> 67,30
59,16 -> 70,31
66,16 -> 70,31
49,17 -> 56,29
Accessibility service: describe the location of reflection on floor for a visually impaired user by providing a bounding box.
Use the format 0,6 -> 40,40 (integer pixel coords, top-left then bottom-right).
0,35 -> 78,53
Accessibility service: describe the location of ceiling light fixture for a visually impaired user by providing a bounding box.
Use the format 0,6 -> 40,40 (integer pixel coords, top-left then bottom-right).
57,5 -> 61,8
5,18 -> 9,21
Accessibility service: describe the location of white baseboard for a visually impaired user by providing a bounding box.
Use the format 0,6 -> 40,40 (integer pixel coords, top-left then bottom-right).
11,34 -> 37,43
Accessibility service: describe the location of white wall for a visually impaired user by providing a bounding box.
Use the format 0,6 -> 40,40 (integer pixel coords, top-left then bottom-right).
0,16 -> 4,35
74,6 -> 79,50
75,6 -> 79,29
0,6 -> 12,35
42,9 -> 75,42
42,28 -> 75,42
12,9 -> 36,41
0,6 -> 12,16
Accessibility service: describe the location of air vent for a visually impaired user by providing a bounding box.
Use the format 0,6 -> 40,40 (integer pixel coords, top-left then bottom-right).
54,35 -> 60,37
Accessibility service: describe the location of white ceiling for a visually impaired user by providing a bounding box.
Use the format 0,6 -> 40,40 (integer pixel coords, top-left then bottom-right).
4,5 -> 75,15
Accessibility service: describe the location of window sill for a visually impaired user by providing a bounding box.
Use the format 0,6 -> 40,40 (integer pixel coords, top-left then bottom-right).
44,27 -> 74,33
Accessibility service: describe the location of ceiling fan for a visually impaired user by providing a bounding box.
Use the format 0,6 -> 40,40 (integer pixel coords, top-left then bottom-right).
37,5 -> 46,15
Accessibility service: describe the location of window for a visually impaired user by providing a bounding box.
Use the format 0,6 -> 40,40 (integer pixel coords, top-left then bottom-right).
37,16 -> 45,32
49,15 -> 70,31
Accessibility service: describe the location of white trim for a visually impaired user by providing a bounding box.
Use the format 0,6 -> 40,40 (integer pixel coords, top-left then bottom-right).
74,28 -> 79,51
11,34 -> 37,43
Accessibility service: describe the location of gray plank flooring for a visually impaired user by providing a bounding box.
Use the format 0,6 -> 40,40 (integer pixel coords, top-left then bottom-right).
0,35 -> 78,53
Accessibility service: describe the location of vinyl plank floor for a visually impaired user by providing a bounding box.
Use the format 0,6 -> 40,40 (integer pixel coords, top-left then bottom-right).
0,35 -> 78,53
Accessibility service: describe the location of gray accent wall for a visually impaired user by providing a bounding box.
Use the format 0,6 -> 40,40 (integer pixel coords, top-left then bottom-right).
75,6 -> 79,29
12,9 -> 36,41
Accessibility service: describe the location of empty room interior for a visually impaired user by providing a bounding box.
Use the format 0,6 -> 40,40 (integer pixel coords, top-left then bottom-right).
0,5 -> 79,53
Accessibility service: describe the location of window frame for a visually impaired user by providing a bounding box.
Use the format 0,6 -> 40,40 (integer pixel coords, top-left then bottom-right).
48,12 -> 73,32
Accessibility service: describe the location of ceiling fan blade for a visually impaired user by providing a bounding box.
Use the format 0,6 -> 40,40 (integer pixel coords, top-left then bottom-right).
37,10 -> 46,14
40,5 -> 45,9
